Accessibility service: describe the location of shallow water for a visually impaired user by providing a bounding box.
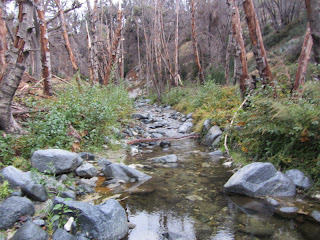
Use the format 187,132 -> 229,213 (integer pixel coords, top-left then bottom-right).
95,136 -> 320,240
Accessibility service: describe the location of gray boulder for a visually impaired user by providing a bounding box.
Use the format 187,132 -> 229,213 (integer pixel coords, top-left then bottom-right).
224,162 -> 296,197
78,152 -> 95,161
52,228 -> 75,240
54,197 -> 128,240
11,222 -> 48,240
0,197 -> 35,230
75,163 -> 98,178
311,211 -> 320,223
22,182 -> 48,202
285,169 -> 312,189
202,119 -> 211,133
203,125 -> 222,146
132,113 -> 148,120
98,158 -> 113,168
31,149 -> 83,175
0,166 -> 32,188
150,154 -> 178,164
178,122 -> 193,134
102,164 -> 151,183
59,190 -> 76,200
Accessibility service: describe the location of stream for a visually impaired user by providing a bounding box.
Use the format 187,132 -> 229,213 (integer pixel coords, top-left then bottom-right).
94,100 -> 320,240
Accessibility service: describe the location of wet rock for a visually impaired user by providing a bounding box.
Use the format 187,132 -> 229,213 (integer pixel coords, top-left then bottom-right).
0,166 -> 32,188
59,190 -> 76,200
79,177 -> 98,188
202,119 -> 211,133
311,211 -> 320,223
0,197 -> 35,230
132,113 -> 149,120
238,216 -> 274,237
52,228 -> 74,240
11,221 -> 48,240
130,146 -> 139,156
33,219 -> 46,226
223,162 -> 233,168
208,150 -> 223,162
203,125 -> 222,146
78,152 -> 95,161
22,182 -> 48,202
178,122 -> 193,134
162,232 -> 185,240
277,207 -> 299,218
31,149 -> 83,175
128,222 -> 136,229
151,132 -> 163,138
285,169 -> 312,189
53,197 -> 128,240
160,140 -> 171,148
75,163 -> 98,178
224,162 -> 296,197
102,164 -> 152,183
150,154 -> 178,164
149,122 -> 165,129
97,158 -> 112,168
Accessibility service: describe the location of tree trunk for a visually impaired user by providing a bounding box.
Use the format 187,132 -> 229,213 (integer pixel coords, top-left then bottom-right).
174,0 -> 180,87
243,0 -> 273,85
35,0 -> 53,96
293,24 -> 313,92
225,31 -> 232,87
103,6 -> 123,85
230,0 -> 249,98
190,0 -> 205,84
305,0 -> 320,64
0,0 -> 34,132
0,0 -> 7,79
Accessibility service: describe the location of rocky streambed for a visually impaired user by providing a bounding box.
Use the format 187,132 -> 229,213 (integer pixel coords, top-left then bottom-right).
1,99 -> 320,240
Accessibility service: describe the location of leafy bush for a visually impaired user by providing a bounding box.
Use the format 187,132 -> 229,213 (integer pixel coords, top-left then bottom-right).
0,181 -> 13,200
230,81 -> 320,181
1,84 -> 133,166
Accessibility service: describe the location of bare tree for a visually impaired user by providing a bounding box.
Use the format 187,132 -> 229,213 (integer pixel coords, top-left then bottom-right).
35,0 -> 53,96
0,0 -> 7,79
190,0 -> 204,83
174,0 -> 180,87
243,0 -> 273,86
305,0 -> 320,64
293,24 -> 313,92
103,3 -> 123,85
229,0 -> 249,98
0,0 -> 34,132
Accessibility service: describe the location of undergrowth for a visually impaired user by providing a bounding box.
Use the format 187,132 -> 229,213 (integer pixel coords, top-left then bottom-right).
0,83 -> 133,168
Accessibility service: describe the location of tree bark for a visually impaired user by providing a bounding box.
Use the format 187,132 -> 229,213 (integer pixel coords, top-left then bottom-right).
103,6 -> 123,85
230,0 -> 249,98
35,0 -> 53,96
0,0 -> 34,132
293,24 -> 313,92
0,0 -> 7,79
174,0 -> 180,87
243,0 -> 273,85
305,0 -> 320,64
190,0 -> 205,84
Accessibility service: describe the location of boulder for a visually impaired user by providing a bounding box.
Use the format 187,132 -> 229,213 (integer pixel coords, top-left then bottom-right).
0,166 -> 32,188
203,125 -> 222,146
78,152 -> 95,161
285,169 -> 312,189
132,113 -> 148,120
11,222 -> 48,240
52,228 -> 75,240
31,149 -> 83,175
208,150 -> 223,161
0,197 -> 35,230
97,158 -> 112,168
224,162 -> 296,197
150,154 -> 178,164
59,190 -> 76,200
202,119 -> 211,133
75,163 -> 98,178
311,211 -> 320,223
22,182 -> 48,202
102,164 -> 151,183
53,197 -> 128,240
178,122 -> 193,134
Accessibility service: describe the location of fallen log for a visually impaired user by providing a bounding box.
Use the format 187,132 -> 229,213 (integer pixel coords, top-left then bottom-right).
127,134 -> 200,145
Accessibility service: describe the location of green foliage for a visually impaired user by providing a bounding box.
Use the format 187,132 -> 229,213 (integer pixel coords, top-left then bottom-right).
0,181 -> 13,200
0,84 -> 133,166
161,80 -> 241,133
12,157 -> 31,171
230,81 -> 320,182
205,66 -> 226,85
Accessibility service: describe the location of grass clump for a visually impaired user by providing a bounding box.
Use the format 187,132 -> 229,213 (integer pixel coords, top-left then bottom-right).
0,83 -> 133,167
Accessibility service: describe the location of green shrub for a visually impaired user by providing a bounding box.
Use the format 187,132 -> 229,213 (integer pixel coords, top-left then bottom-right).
231,81 -> 320,181
0,181 -> 13,200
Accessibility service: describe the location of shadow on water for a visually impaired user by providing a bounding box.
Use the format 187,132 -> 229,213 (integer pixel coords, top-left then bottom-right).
95,138 -> 320,240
